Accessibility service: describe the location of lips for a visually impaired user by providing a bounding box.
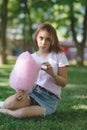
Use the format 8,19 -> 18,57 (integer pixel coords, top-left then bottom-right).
40,46 -> 45,48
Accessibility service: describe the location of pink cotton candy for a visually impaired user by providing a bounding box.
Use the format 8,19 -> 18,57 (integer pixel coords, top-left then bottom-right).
9,51 -> 41,94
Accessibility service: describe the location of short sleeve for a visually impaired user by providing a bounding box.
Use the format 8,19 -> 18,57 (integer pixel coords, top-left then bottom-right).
57,52 -> 69,67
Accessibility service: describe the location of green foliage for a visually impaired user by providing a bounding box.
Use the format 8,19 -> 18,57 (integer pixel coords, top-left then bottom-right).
0,0 -> 86,39
0,61 -> 87,130
0,0 -> 86,64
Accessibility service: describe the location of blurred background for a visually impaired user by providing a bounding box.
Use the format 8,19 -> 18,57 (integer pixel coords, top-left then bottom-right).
0,0 -> 87,66
0,1 -> 87,129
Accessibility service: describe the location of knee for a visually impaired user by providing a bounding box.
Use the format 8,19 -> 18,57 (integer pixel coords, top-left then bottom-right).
2,94 -> 17,109
3,101 -> 14,110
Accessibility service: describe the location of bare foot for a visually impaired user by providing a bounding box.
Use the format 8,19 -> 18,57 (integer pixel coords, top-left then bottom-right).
0,108 -> 8,114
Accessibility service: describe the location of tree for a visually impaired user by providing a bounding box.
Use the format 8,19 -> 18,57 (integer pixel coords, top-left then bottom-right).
0,0 -> 8,64
50,0 -> 87,66
18,0 -> 33,52
69,2 -> 87,66
0,0 -> 87,66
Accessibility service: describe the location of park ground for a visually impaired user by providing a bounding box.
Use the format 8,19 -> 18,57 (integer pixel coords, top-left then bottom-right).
0,59 -> 87,130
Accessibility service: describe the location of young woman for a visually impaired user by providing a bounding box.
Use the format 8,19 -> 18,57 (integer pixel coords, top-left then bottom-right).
0,23 -> 69,118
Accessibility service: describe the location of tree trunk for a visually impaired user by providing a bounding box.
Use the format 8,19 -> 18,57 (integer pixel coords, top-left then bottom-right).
69,4 -> 87,66
76,44 -> 84,66
0,0 -> 8,64
20,0 -> 33,52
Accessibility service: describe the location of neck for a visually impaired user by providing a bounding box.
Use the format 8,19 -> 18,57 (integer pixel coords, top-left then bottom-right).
37,50 -> 49,57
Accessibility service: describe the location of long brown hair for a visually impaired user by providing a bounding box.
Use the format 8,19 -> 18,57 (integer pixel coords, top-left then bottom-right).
33,22 -> 62,53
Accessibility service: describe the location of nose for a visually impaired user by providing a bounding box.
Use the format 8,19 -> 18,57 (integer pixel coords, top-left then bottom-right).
42,39 -> 46,45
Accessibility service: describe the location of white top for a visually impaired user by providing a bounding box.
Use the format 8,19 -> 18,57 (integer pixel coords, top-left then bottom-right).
31,52 -> 69,99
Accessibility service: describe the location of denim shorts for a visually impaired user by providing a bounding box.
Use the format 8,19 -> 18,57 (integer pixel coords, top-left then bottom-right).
28,85 -> 60,116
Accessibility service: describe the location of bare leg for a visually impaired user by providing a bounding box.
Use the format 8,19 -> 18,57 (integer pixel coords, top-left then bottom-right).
0,91 -> 45,118
2,93 -> 31,110
0,105 -> 45,118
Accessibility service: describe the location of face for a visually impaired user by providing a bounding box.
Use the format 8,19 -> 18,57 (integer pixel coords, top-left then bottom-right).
36,30 -> 51,52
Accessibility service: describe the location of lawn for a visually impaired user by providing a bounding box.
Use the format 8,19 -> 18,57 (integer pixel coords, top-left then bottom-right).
0,62 -> 87,130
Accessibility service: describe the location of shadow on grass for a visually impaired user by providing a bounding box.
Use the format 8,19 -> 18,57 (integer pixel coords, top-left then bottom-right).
68,66 -> 87,85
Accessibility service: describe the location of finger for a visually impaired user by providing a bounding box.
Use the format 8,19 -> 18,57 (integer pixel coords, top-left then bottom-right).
41,62 -> 52,68
17,96 -> 23,101
16,91 -> 25,101
47,65 -> 52,68
16,94 -> 23,101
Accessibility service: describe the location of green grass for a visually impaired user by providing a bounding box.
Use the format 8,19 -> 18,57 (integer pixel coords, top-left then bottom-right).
0,62 -> 87,130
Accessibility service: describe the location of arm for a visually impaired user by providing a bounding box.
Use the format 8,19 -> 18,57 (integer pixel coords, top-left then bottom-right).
41,62 -> 69,88
52,66 -> 68,87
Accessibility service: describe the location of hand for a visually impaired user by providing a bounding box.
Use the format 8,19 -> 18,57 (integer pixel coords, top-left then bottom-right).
16,91 -> 26,101
41,62 -> 54,76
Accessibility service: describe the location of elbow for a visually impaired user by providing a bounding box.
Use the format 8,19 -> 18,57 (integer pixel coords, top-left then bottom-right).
61,83 -> 66,88
61,80 -> 68,88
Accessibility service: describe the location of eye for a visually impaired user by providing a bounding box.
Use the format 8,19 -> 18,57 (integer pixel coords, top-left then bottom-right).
39,36 -> 43,40
46,38 -> 50,42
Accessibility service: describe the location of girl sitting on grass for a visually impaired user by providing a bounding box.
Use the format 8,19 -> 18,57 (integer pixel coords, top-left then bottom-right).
0,22 -> 69,118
